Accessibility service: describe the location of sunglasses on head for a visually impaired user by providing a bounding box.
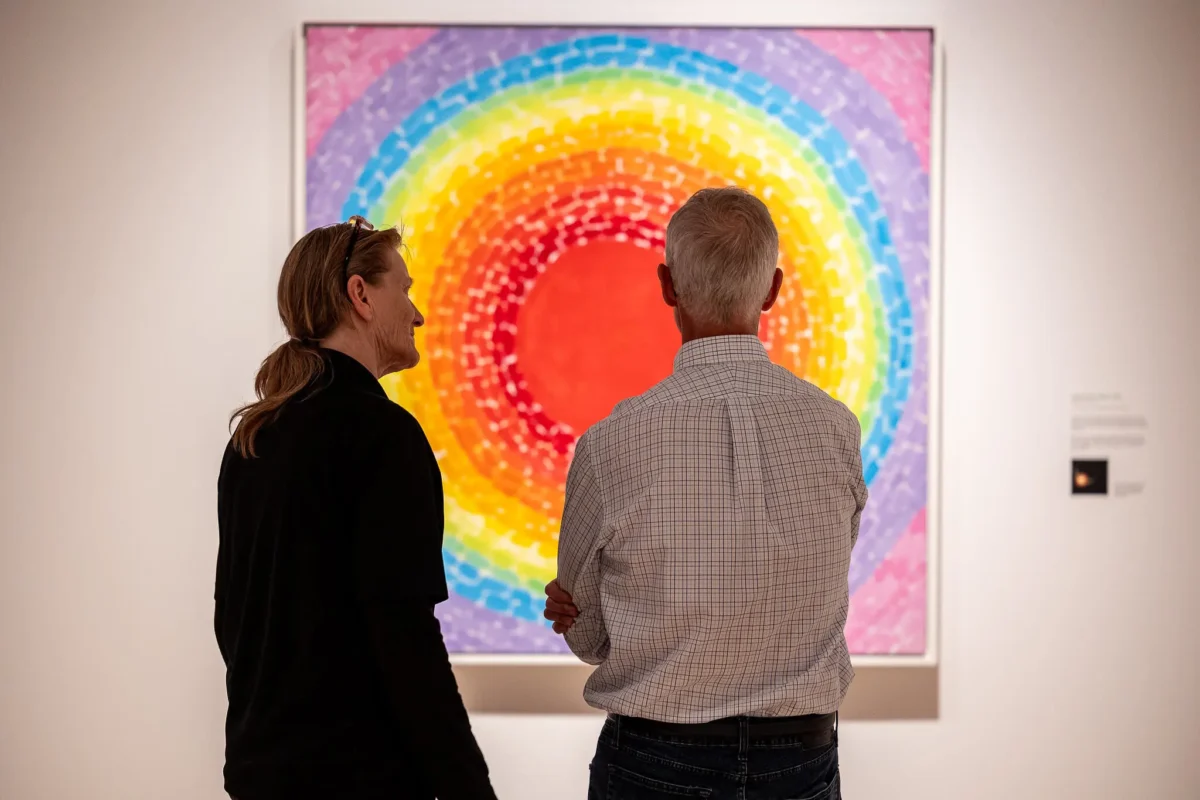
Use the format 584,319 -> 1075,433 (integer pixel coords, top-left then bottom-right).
341,215 -> 375,292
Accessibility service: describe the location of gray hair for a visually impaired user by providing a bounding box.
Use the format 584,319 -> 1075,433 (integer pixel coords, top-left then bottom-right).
663,187 -> 780,327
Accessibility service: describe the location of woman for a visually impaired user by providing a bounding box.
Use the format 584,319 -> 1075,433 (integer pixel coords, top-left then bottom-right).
215,217 -> 497,800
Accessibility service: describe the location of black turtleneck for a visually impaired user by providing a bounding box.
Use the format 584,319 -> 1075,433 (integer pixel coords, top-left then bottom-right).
215,348 -> 496,800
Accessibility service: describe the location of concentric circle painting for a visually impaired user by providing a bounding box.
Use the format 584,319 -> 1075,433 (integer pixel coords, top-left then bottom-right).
302,25 -> 937,659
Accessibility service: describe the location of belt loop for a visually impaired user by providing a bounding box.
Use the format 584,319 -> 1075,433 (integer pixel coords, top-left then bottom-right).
613,714 -> 622,749
833,711 -> 839,745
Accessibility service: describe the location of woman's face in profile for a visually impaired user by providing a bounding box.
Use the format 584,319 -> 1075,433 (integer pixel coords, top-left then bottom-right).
369,248 -> 425,375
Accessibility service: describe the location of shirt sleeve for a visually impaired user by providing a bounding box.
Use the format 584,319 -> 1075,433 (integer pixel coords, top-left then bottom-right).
352,414 -> 497,800
846,414 -> 868,550
557,432 -> 611,665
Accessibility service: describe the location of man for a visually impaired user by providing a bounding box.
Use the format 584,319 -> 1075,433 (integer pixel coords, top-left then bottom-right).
545,187 -> 867,800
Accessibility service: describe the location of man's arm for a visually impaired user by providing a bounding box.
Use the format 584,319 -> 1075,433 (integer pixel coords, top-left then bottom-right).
557,432 -> 610,665
846,413 -> 868,550
353,419 -> 497,800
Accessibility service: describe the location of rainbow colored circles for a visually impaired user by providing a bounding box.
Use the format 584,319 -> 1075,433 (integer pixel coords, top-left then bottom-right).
305,26 -> 933,655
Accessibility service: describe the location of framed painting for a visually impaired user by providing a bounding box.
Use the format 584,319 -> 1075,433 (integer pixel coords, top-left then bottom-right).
296,24 -> 941,693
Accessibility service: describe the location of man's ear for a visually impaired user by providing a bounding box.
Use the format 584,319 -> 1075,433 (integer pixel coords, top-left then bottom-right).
658,263 -> 679,308
761,268 -> 783,311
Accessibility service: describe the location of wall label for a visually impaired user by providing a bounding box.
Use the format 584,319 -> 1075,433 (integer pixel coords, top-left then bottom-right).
1070,392 -> 1147,497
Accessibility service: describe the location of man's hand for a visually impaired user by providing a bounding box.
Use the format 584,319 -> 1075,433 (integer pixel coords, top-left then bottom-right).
543,579 -> 579,634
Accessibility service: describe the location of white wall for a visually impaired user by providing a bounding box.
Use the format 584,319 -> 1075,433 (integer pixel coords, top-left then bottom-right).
2,0 -> 1198,797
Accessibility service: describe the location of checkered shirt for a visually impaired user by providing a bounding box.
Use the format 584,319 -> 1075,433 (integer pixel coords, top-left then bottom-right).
557,335 -> 867,723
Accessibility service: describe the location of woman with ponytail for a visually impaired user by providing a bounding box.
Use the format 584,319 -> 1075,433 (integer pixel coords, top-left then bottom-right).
215,218 -> 497,800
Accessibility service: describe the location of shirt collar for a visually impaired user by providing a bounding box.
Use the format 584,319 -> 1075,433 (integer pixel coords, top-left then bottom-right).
672,335 -> 771,372
321,347 -> 387,399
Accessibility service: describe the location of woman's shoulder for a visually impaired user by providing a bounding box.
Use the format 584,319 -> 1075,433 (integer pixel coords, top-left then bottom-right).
348,392 -> 431,446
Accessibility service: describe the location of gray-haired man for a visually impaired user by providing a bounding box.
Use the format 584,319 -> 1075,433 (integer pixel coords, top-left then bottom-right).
545,187 -> 866,800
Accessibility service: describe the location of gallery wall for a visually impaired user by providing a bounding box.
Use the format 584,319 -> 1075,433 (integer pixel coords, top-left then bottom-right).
1,0 -> 1198,798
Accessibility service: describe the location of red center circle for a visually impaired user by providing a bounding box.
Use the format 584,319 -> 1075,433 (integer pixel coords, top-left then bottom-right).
515,238 -> 681,433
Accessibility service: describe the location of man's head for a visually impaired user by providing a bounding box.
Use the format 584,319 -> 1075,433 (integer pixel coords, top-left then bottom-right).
658,187 -> 783,338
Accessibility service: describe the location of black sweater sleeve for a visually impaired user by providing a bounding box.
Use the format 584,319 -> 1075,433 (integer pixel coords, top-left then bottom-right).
353,413 -> 497,800
362,600 -> 497,800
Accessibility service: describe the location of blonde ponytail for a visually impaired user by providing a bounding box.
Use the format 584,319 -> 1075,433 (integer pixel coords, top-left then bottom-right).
229,339 -> 326,457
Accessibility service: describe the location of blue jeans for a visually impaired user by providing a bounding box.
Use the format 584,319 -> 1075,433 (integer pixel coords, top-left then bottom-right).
588,714 -> 840,800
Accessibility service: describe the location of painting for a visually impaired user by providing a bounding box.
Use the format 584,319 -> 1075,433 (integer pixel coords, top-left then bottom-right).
301,25 -> 937,659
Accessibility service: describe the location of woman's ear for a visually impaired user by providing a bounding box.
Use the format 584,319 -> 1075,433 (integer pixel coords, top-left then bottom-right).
346,275 -> 374,322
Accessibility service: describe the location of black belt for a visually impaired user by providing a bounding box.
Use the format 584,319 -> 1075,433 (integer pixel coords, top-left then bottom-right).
613,712 -> 836,741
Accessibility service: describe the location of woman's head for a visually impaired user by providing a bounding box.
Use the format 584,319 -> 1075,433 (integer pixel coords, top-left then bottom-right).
230,217 -> 421,456
278,216 -> 423,371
